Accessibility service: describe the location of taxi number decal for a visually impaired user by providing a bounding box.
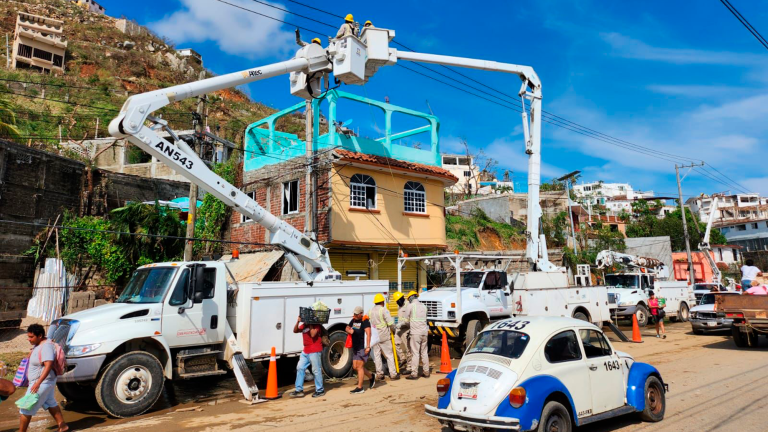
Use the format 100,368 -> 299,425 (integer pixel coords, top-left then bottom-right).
490,320 -> 530,331
155,141 -> 194,169
603,360 -> 620,371
578,409 -> 592,418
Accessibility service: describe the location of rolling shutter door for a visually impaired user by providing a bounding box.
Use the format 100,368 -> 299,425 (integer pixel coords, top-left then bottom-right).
329,252 -> 370,280
377,254 -> 418,315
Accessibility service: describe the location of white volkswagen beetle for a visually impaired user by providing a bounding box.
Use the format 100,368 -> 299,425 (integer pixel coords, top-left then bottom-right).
425,316 -> 666,432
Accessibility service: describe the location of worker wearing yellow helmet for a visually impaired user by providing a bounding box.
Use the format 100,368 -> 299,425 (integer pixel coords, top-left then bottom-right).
393,291 -> 412,371
311,37 -> 321,46
359,20 -> 375,36
406,290 -> 418,299
335,13 -> 357,39
407,289 -> 429,380
368,293 -> 400,382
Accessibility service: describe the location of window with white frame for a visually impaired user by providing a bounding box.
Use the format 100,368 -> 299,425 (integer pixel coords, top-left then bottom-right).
350,174 -> 376,209
241,191 -> 255,223
404,181 -> 426,214
282,180 -> 299,215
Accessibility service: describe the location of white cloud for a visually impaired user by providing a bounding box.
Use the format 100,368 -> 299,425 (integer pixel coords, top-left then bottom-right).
691,93 -> 768,123
646,85 -> 755,98
600,32 -> 766,66
148,0 -> 294,58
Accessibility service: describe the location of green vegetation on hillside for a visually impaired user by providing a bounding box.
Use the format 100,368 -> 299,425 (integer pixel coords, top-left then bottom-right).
446,209 -> 525,251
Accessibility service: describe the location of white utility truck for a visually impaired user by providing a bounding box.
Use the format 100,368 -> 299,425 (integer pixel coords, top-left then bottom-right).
597,251 -> 695,327
49,25 -> 585,418
405,255 -> 610,349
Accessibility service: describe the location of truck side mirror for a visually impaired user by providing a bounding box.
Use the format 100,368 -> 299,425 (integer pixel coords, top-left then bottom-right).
181,264 -> 206,312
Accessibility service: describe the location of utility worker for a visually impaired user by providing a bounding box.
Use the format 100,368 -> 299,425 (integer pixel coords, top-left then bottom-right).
311,37 -> 322,46
336,14 -> 356,39
393,291 -> 412,370
407,291 -> 430,380
368,293 -> 400,381
359,20 -> 374,36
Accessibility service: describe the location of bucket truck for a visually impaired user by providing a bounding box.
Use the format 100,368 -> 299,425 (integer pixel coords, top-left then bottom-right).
47,26 -> 610,417
597,250 -> 695,326
695,198 -> 737,298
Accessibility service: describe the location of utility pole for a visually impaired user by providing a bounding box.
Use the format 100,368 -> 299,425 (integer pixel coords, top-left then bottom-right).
184,70 -> 206,261
676,163 -> 704,284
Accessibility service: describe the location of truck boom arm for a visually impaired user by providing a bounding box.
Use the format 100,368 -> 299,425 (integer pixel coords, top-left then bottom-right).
699,198 -> 722,285
596,250 -> 667,277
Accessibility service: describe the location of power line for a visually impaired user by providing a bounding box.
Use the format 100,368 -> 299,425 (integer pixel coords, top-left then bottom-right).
718,0 -> 768,50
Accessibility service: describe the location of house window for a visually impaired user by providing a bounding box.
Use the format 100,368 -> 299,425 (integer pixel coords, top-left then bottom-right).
17,44 -> 32,58
737,224 -> 747,231
282,180 -> 299,215
350,174 -> 376,209
752,223 -> 759,230
241,191 -> 255,222
404,181 -> 426,214
463,171 -> 471,177
32,48 -> 53,62
52,54 -> 63,68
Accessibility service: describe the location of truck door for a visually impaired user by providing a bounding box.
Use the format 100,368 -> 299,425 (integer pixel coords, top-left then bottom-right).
163,266 -> 222,347
482,271 -> 507,317
579,329 -> 625,414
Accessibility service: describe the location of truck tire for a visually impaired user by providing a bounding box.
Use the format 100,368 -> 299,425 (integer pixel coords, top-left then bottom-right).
538,401 -> 572,432
678,303 -> 690,322
322,330 -> 352,378
95,351 -> 165,418
464,320 -> 483,350
635,304 -> 649,327
747,330 -> 759,348
732,326 -> 748,347
57,382 -> 96,403
572,310 -> 589,322
639,375 -> 665,422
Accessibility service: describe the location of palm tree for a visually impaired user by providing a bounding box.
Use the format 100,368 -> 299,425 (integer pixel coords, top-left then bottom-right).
0,97 -> 21,140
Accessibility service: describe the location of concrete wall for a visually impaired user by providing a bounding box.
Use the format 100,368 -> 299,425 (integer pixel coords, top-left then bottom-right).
456,191 -> 568,225
624,236 -> 673,272
456,195 -> 510,223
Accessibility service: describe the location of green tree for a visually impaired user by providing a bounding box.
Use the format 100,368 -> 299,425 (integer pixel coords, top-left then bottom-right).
0,97 -> 21,140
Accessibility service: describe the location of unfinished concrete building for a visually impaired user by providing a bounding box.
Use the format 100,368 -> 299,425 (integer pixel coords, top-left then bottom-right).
12,12 -> 67,74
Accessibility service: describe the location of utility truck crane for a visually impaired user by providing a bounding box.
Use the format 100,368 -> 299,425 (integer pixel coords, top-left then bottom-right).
46,26 -> 580,418
697,198 -> 736,291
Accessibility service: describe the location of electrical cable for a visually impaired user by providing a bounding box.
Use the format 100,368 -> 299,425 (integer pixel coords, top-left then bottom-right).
718,0 -> 768,50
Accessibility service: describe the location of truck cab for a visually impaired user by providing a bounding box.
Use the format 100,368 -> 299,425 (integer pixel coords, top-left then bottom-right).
606,272 -> 694,327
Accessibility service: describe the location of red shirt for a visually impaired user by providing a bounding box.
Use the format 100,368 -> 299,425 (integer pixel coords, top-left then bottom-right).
299,323 -> 323,354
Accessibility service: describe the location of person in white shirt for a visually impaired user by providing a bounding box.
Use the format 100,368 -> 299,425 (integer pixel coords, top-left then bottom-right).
740,259 -> 762,291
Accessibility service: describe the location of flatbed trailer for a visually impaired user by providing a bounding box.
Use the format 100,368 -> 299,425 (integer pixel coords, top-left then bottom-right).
715,294 -> 768,347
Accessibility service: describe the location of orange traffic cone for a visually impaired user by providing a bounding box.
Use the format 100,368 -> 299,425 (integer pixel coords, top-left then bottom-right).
437,332 -> 452,374
264,347 -> 280,399
631,314 -> 643,343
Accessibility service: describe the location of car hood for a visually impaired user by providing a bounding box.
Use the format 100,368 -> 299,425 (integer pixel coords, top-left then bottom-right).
691,304 -> 715,313
449,356 -> 519,416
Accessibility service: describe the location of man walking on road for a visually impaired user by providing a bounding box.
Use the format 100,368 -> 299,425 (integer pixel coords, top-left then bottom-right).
394,291 -> 413,371
369,293 -> 400,381
407,292 -> 430,380
290,315 -> 325,398
346,306 -> 373,393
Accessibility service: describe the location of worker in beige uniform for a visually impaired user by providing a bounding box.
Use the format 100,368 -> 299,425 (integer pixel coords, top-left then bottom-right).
407,292 -> 430,380
359,20 -> 374,36
393,291 -> 412,371
336,14 -> 357,39
368,293 -> 400,381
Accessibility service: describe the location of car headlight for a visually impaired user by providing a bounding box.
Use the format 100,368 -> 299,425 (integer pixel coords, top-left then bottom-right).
67,343 -> 101,357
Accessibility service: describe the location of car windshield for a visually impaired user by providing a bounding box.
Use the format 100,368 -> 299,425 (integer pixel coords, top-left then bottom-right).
605,274 -> 639,289
117,267 -> 178,304
466,330 -> 530,359
443,272 -> 485,288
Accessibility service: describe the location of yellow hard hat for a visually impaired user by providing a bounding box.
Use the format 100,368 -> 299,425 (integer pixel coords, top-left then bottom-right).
392,292 -> 404,302
406,291 -> 418,299
365,20 -> 372,26
311,38 -> 321,45
345,13 -> 354,22
374,293 -> 386,304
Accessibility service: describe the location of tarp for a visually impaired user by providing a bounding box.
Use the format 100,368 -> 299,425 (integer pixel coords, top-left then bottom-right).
26,259 -> 77,323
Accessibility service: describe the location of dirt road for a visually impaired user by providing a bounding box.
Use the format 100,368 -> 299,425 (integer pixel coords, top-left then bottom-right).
2,322 -> 767,432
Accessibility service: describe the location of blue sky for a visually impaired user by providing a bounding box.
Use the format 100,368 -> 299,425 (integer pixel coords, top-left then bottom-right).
100,0 -> 768,199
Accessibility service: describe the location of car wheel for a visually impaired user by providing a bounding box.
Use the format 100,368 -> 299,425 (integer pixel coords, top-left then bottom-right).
538,401 -> 572,432
732,326 -> 748,347
639,376 -> 665,422
678,303 -> 690,322
635,304 -> 649,327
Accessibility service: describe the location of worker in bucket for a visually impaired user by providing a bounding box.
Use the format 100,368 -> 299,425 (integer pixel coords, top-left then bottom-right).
407,291 -> 430,380
359,20 -> 374,36
393,291 -> 412,371
368,293 -> 400,381
335,14 -> 356,38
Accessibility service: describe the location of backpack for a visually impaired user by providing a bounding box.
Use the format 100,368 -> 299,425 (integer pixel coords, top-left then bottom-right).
39,340 -> 67,376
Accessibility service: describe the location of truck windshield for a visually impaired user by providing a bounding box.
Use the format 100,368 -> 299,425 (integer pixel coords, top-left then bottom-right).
466,330 -> 529,359
700,294 -> 715,305
605,275 -> 639,289
117,267 -> 178,304
443,272 -> 485,288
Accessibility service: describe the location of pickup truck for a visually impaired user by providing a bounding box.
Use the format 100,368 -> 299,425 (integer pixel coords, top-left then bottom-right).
49,260 -> 384,418
715,293 -> 768,348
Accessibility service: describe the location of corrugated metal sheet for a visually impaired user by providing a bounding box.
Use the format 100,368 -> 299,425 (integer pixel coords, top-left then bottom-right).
223,251 -> 284,283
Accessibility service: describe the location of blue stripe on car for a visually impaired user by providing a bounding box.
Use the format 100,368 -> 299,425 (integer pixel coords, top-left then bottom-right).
437,370 -> 456,409
626,362 -> 662,412
494,374 -> 577,430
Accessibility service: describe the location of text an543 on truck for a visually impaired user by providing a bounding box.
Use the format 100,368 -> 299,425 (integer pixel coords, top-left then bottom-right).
596,251 -> 696,327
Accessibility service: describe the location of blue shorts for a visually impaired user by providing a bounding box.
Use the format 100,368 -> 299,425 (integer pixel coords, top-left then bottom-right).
19,379 -> 58,416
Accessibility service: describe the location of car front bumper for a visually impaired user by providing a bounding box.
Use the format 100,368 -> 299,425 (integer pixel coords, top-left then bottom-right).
691,318 -> 733,332
425,404 -> 521,431
57,355 -> 107,383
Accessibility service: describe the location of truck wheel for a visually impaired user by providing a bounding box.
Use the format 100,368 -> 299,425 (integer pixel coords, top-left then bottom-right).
464,320 -> 483,350
95,352 -> 165,418
678,303 -> 690,322
635,305 -> 649,327
639,376 -> 665,422
573,311 -> 589,322
57,382 -> 96,403
731,326 -> 748,347
322,330 -> 352,378
747,330 -> 759,348
538,401 -> 572,432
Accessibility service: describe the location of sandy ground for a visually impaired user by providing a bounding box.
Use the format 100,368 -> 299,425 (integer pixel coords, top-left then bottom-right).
2,322 -> 767,432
